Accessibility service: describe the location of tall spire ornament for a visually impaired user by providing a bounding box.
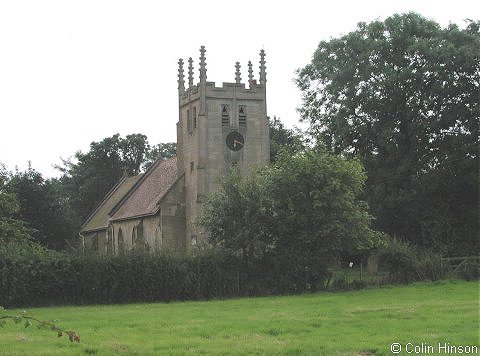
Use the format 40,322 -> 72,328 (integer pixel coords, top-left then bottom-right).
177,58 -> 185,91
235,62 -> 241,83
259,49 -> 266,84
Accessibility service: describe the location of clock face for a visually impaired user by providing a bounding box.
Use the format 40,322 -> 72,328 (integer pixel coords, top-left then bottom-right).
226,131 -> 244,151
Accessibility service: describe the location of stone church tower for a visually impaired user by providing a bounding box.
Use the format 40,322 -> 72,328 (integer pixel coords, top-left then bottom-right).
80,46 -> 269,253
176,46 -> 270,245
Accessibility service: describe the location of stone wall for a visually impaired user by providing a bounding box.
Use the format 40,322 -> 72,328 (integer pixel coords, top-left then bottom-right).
106,176 -> 186,253
159,175 -> 186,250
82,229 -> 107,254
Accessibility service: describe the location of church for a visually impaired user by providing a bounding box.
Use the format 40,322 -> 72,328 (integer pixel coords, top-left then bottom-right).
79,46 -> 270,253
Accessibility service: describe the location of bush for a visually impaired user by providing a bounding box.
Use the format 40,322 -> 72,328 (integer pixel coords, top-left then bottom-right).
0,247 -> 331,308
416,251 -> 444,281
376,238 -> 444,284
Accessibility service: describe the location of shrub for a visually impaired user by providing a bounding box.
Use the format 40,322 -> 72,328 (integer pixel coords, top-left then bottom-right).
376,238 -> 444,283
0,246 -> 331,308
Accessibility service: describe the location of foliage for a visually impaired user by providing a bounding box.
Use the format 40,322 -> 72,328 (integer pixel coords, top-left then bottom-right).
1,243 -> 386,309
1,134 -> 174,250
269,116 -> 305,162
56,133 -> 150,223
296,13 -> 480,255
0,164 -> 36,245
269,149 -> 383,258
1,134 -> 176,250
6,165 -> 77,249
0,248 -> 259,308
199,169 -> 274,263
143,142 -> 177,170
0,307 -> 79,342
1,281 -> 477,354
376,237 -> 444,283
55,134 -> 176,225
199,148 -> 384,291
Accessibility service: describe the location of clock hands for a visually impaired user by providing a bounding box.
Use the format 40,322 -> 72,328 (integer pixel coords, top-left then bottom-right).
226,131 -> 244,151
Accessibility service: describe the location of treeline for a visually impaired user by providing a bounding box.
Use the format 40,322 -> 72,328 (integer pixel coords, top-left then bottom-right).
296,13 -> 479,256
0,135 -> 176,249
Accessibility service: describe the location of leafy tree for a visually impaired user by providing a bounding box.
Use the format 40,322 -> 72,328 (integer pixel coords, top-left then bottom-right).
296,13 -> 479,255
120,134 -> 151,175
0,164 -> 35,244
57,133 -> 151,223
269,116 -> 305,162
269,149 -> 382,262
7,165 -> 77,249
199,149 -> 383,282
143,142 -> 177,170
199,168 -> 274,266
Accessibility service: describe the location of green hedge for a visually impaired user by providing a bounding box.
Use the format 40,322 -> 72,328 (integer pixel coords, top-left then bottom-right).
0,247 -> 329,308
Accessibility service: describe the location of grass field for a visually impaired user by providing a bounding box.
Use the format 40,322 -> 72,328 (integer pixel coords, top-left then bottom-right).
0,280 -> 478,355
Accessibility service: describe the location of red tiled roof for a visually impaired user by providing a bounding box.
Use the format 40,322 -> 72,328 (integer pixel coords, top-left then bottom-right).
110,157 -> 178,221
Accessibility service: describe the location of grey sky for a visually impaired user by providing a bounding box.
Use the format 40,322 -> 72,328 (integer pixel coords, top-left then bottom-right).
0,0 -> 478,177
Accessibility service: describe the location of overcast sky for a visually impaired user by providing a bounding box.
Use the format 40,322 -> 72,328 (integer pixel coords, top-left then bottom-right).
0,0 -> 478,177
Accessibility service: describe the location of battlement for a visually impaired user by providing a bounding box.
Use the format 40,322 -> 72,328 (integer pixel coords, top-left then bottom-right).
177,46 -> 266,98
179,81 -> 265,107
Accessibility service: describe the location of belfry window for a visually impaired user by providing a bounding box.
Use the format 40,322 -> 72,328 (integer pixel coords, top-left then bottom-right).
221,104 -> 229,126
239,105 -> 246,126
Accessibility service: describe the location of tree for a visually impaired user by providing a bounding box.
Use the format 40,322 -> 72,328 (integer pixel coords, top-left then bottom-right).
269,116 -> 305,162
143,142 -> 177,170
120,134 -> 152,175
0,163 -> 35,245
296,13 -> 479,255
7,165 -> 77,249
268,149 -> 382,264
199,149 -> 382,285
57,133 -> 151,223
199,168 -> 274,265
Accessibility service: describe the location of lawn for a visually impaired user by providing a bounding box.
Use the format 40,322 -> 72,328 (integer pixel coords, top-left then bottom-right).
0,280 -> 478,355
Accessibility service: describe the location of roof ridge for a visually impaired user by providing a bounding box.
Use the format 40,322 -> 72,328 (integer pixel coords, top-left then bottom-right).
110,171 -> 185,222
108,157 -> 177,218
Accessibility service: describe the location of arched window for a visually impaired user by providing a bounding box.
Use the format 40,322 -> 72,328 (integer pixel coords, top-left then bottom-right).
137,221 -> 144,243
132,225 -> 137,246
91,233 -> 98,252
106,228 -> 113,254
118,228 -> 124,255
